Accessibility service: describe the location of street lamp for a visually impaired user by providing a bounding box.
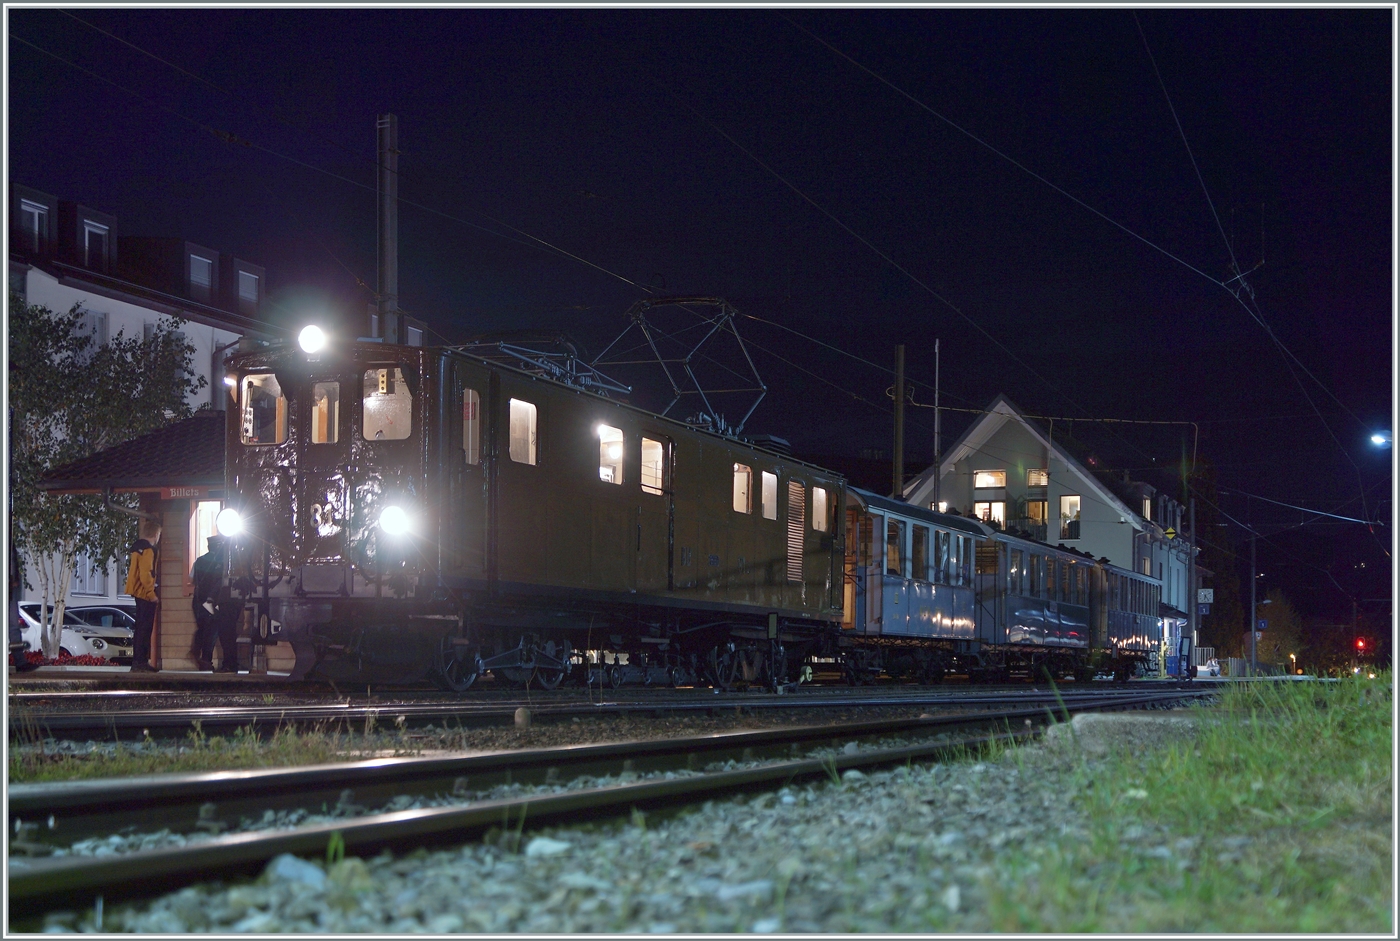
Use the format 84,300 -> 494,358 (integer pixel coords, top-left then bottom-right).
1370,431 -> 1392,448
1252,597 -> 1271,678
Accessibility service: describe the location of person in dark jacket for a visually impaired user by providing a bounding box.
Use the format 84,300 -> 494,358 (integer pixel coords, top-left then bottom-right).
190,534 -> 239,673
125,519 -> 161,672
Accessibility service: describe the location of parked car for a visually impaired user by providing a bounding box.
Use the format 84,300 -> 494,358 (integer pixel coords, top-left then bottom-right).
16,603 -> 135,663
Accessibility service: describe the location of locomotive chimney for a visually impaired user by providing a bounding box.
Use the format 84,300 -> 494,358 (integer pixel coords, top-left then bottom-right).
377,113 -> 404,344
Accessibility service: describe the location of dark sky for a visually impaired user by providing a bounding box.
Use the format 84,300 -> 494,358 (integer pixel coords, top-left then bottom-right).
8,8 -> 1393,620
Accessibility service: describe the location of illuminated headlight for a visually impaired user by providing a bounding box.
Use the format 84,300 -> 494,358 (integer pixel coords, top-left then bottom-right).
299,325 -> 327,354
379,505 -> 411,537
216,507 -> 244,537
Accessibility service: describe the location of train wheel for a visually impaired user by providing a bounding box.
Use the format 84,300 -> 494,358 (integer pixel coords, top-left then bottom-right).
921,660 -> 946,685
532,640 -> 571,691
435,636 -> 479,693
606,662 -> 625,690
706,645 -> 738,691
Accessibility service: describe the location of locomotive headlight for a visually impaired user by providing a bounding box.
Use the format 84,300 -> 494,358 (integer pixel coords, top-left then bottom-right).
379,504 -> 412,537
298,324 -> 327,354
216,507 -> 244,537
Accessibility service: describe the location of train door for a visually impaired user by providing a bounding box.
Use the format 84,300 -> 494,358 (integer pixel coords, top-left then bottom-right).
974,539 -> 1002,644
865,512 -> 883,631
636,433 -> 673,593
298,369 -> 350,567
449,359 -> 491,578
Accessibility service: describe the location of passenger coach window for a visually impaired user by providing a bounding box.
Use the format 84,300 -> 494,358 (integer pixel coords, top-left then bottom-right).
362,367 -> 412,440
641,438 -> 665,494
240,373 -> 286,445
597,425 -> 624,484
311,382 -> 339,445
934,530 -> 949,584
1010,549 -> 1024,594
761,471 -> 778,520
812,487 -> 829,532
912,526 -> 929,581
886,518 -> 905,577
733,464 -> 752,513
463,389 -> 480,465
508,399 -> 537,464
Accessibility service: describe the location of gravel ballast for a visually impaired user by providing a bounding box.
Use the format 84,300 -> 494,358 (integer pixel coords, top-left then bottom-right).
37,716 -> 1217,933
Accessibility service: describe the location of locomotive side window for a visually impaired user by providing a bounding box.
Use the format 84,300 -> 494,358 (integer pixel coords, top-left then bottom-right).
934,530 -> 949,584
597,424 -> 624,484
886,518 -> 905,576
463,389 -> 480,465
812,487 -> 829,532
947,533 -> 960,586
362,367 -> 413,440
240,373 -> 286,445
733,464 -> 752,513
640,438 -> 665,494
761,471 -> 778,520
785,481 -> 805,583
311,382 -> 339,444
912,525 -> 929,581
508,398 -> 537,464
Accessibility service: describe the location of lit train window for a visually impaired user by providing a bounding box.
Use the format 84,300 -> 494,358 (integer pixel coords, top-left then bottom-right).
311,382 -> 339,444
912,525 -> 929,581
463,389 -> 480,465
761,472 -> 778,520
811,487 -> 829,532
363,367 -> 412,440
508,398 -> 537,464
641,438 -> 664,495
240,373 -> 286,445
886,518 -> 905,577
733,464 -> 752,513
598,425 -> 624,484
1009,549 -> 1024,594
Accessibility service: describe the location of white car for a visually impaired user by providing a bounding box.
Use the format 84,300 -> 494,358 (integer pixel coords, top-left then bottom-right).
17,603 -> 135,663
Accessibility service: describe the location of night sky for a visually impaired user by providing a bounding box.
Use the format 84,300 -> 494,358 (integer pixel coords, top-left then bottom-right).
8,8 -> 1393,627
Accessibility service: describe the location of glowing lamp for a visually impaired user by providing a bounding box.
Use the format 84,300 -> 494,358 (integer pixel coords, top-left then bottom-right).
215,507 -> 243,537
299,325 -> 327,354
379,505 -> 411,537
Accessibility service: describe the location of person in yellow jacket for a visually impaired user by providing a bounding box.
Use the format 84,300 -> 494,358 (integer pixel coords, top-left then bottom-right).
124,519 -> 162,672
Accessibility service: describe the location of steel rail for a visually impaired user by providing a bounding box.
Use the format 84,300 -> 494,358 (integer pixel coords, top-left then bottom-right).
9,684 -> 1201,738
7,687 -> 1212,919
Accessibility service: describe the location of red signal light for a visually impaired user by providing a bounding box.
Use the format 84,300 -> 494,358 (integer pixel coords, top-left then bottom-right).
1356,638 -> 1366,651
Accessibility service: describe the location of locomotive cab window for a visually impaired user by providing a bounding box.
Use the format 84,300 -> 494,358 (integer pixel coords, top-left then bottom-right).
886,518 -> 905,577
240,373 -> 287,445
311,381 -> 339,444
733,464 -> 752,513
463,389 -> 481,465
761,471 -> 778,521
641,438 -> 665,495
812,487 -> 829,532
362,367 -> 413,441
598,424 -> 624,484
509,398 -> 537,465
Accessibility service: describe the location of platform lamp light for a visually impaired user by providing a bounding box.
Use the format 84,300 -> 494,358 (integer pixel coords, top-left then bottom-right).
1369,431 -> 1392,448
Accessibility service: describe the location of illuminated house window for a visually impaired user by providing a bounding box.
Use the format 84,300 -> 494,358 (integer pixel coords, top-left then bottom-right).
1027,468 -> 1048,487
462,389 -> 480,465
811,487 -> 829,532
363,367 -> 413,441
733,464 -> 752,513
1142,497 -> 1152,521
641,438 -> 665,495
311,382 -> 339,444
973,469 -> 1006,489
508,398 -> 537,464
241,373 -> 287,445
973,501 -> 1005,526
761,471 -> 778,520
597,424 -> 624,484
1060,494 -> 1081,539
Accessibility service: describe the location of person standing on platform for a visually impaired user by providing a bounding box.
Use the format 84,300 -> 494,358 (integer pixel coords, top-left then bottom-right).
190,533 -> 239,673
125,519 -> 161,672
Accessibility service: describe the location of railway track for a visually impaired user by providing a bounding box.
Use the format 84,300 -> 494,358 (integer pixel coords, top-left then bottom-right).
8,685 -> 1213,920
9,682 -> 1203,738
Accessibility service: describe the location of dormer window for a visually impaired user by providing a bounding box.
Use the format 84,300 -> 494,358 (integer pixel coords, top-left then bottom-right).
83,221 -> 109,271
973,469 -> 1006,489
238,270 -> 259,305
190,254 -> 213,301
19,199 -> 48,253
1142,498 -> 1152,521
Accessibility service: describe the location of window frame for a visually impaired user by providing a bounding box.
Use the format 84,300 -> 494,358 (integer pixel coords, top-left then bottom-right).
310,380 -> 341,445
973,469 -> 1007,489
596,423 -> 625,485
362,366 -> 415,442
733,463 -> 753,514
1059,494 -> 1082,540
239,371 -> 288,446
507,397 -> 538,465
760,471 -> 778,521
640,436 -> 666,496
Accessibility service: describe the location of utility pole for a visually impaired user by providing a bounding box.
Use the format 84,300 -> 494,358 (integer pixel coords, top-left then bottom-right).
1188,497 -> 1197,654
1249,528 -> 1257,678
892,344 -> 905,499
933,339 -> 941,512
377,113 -> 403,345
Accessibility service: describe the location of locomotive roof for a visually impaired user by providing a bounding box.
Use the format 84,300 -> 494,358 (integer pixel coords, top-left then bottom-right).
847,487 -> 991,536
229,339 -> 848,482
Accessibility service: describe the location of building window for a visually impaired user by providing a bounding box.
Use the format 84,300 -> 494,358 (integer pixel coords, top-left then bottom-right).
641,438 -> 665,495
973,469 -> 1006,489
761,471 -> 778,520
812,487 -> 829,532
733,464 -> 752,513
597,424 -> 624,484
241,373 -> 287,445
80,310 -> 108,349
407,326 -> 424,347
1059,494 -> 1081,540
1027,468 -> 1048,487
363,368 -> 414,441
507,398 -> 537,464
973,501 -> 1005,526
886,518 -> 905,577
311,382 -> 340,444
189,500 -> 221,575
1142,497 -> 1152,521
932,501 -> 948,513
19,199 -> 47,253
189,253 -> 213,299
786,481 -> 806,582
912,525 -> 929,581
72,552 -> 107,595
238,270 -> 260,304
462,389 -> 480,465
84,221 -> 109,271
